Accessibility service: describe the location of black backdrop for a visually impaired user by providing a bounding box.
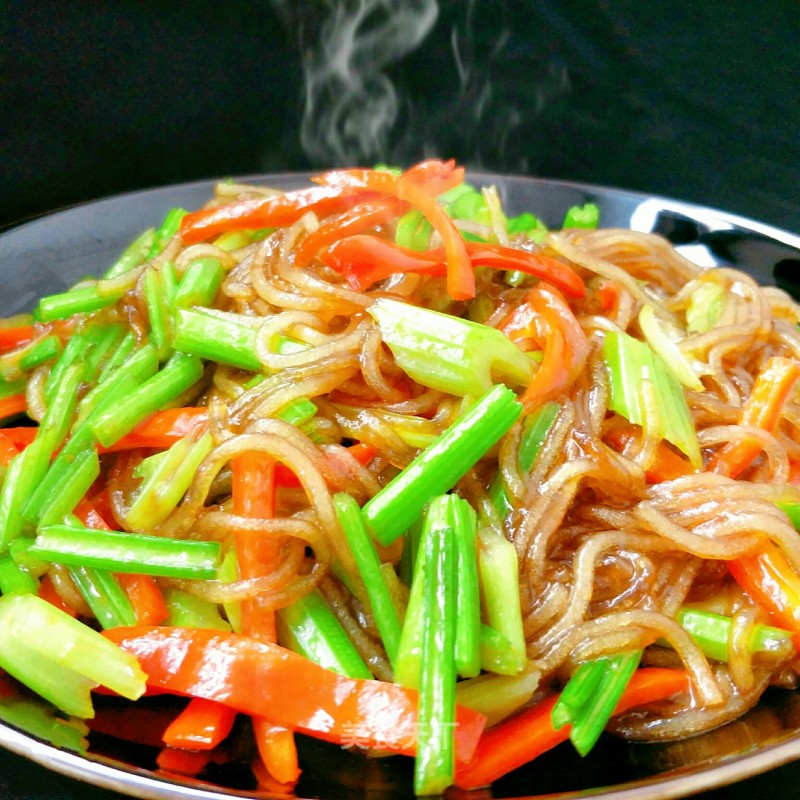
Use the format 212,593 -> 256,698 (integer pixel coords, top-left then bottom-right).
2,0 -> 799,231
1,1 -> 800,799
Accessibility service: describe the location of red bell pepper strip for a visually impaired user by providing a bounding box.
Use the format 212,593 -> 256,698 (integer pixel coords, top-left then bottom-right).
294,199 -> 403,268
315,161 -> 474,300
0,394 -> 27,420
516,284 -> 589,413
319,236 -> 585,299
0,326 -> 35,352
0,426 -> 36,449
157,746 -> 212,777
455,668 -> 690,790
103,626 -> 486,761
0,431 -> 19,467
711,356 -> 800,478
179,186 -> 369,245
728,542 -> 800,650
101,407 -> 210,452
162,697 -> 238,751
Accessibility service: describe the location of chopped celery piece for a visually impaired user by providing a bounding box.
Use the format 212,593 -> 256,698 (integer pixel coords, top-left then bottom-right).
373,163 -> 402,176
147,208 -> 187,259
334,493 -> 402,667
476,529 -> 526,674
34,285 -> 119,323
36,447 -> 100,526
126,432 -> 213,530
276,589 -> 372,679
81,324 -> 127,384
395,209 -> 433,251
175,257 -> 224,308
686,281 -> 725,334
104,228 -> 155,278
362,384 -> 522,545
277,396 -> 317,427
453,499 -> 481,678
68,565 -> 137,629
0,440 -> 51,550
0,553 -> 37,595
455,665 -> 541,728
173,307 -> 261,371
144,267 -> 173,359
18,335 -> 61,370
563,202 -> 599,229
676,607 -> 793,663
213,231 -> 253,251
479,623 -> 524,675
603,330 -> 701,467
779,501 -> 800,530
9,537 -> 50,578
368,298 -> 533,398
445,186 -> 490,225
163,588 -> 231,631
506,211 -> 548,240
414,498 -> 458,796
30,525 -> 221,579
0,593 -> 146,717
638,304 -> 704,391
89,352 -> 203,447
217,548 -> 242,634
0,695 -> 89,753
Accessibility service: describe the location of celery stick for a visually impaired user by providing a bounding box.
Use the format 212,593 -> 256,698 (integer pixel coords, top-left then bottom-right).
362,384 -> 522,545
104,228 -> 155,278
276,589 -> 372,679
163,587 -> 231,631
0,696 -> 88,753
175,257 -> 224,308
147,208 -> 187,259
36,447 -> 99,526
0,593 -> 146,716
34,285 -> 119,323
173,307 -> 261,371
456,665 -> 541,728
0,554 -> 37,595
144,267 -> 172,359
18,335 -> 61,371
414,500 -> 458,796
453,498 -> 481,678
334,493 -> 402,667
368,298 -> 534,397
68,566 -> 137,629
563,202 -> 599,229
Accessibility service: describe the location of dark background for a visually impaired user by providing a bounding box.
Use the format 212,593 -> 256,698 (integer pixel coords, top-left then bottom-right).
1,1 -> 800,799
2,0 -> 799,232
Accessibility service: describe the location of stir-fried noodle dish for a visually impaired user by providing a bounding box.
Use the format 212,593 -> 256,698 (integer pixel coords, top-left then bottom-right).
2,159 -> 800,795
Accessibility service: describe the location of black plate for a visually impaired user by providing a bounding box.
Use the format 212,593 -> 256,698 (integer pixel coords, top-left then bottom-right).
2,173 -> 800,800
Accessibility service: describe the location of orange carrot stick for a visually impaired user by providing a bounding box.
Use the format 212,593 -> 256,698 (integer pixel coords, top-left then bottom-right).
162,698 -> 238,751
712,356 -> 800,478
0,394 -> 27,420
0,326 -> 35,352
605,424 -> 695,483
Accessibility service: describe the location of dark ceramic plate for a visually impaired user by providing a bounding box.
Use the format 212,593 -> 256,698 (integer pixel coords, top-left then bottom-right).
2,173 -> 800,800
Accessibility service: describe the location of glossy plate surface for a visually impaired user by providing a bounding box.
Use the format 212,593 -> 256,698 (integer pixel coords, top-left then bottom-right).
2,173 -> 800,800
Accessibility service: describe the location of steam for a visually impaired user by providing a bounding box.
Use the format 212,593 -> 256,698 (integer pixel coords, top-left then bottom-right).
287,0 -> 438,165
272,0 -> 570,172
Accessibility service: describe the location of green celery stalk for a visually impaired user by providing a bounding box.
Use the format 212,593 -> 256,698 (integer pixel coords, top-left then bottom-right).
125,432 -> 213,530
89,352 -> 203,447
506,211 -> 548,240
276,588 -> 372,679
476,529 -> 526,675
80,324 -> 127,384
163,587 -> 231,631
452,497 -> 481,679
603,330 -> 701,467
175,258 -> 224,308
213,231 -> 253,252
0,696 -> 89,753
94,331 -> 136,386
8,537 -> 50,578
686,282 -> 725,334
676,607 -> 793,662
44,330 -> 92,404
30,525 -> 221,579
0,554 -> 38,595
394,521 -> 426,688
173,307 -> 261,371
0,593 -> 146,717
362,384 -> 522,545
276,396 -> 318,427
334,493 -> 403,667
563,202 -> 599,229
17,335 -> 61,371
551,658 -> 607,730
67,565 -> 138,629
36,447 -> 100,526
36,362 -> 84,454
479,623 -> 524,675
566,652 -> 640,756
147,208 -> 187,259
368,298 -> 534,397
0,441 -> 50,550
34,285 -> 120,323
144,267 -> 173,359
217,548 -> 242,634
455,665 -> 541,728
395,209 -> 433,251
638,304 -> 704,391
777,501 -> 800,530
104,228 -> 156,278
414,497 -> 458,796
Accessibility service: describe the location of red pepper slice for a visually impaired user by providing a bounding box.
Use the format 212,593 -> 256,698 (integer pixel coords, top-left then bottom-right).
0,326 -> 35,352
103,625 -> 486,762
315,161 -> 474,300
179,187 -> 368,245
518,284 -> 589,413
319,236 -> 585,299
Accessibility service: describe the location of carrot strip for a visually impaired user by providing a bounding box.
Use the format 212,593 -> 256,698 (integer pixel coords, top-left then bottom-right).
0,432 -> 19,467
455,668 -> 690,789
252,719 -> 301,786
274,442 -> 377,489
604,425 -> 695,483
162,697 -> 238,751
711,356 -> 800,478
0,326 -> 35,352
0,427 -> 36,449
156,747 -> 212,777
0,394 -> 27,420
101,407 -> 209,452
729,542 -> 800,650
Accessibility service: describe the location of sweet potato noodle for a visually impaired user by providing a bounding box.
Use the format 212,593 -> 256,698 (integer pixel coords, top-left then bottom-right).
13,168 -> 800,783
